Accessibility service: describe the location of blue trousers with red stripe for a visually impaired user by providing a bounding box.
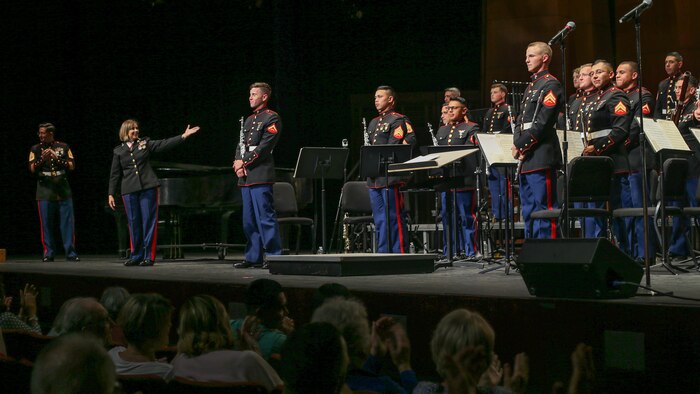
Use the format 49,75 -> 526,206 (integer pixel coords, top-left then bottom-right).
369,186 -> 409,253
520,168 -> 558,239
241,184 -> 282,265
37,199 -> 77,259
629,171 -> 657,260
488,166 -> 507,220
440,190 -> 477,257
577,174 -> 631,254
122,187 -> 159,261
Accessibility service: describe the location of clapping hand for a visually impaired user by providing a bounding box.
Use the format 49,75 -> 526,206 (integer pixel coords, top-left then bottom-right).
503,352 -> 529,394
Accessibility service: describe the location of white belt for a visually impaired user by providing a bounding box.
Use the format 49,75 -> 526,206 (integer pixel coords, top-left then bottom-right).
662,109 -> 668,115
587,129 -> 612,140
248,146 -> 257,152
522,122 -> 533,131
40,170 -> 66,177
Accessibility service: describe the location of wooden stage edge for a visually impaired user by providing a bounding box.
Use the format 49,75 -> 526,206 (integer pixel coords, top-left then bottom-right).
2,254 -> 700,392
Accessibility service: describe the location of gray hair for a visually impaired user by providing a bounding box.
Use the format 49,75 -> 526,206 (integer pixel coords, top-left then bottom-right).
311,298 -> 370,369
100,287 -> 131,321
51,297 -> 111,344
431,309 -> 495,378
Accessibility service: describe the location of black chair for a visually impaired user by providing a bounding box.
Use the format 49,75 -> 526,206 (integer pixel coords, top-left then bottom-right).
611,169 -> 658,261
168,377 -> 273,394
0,355 -> 33,393
340,181 -> 375,253
676,179 -> 700,270
529,156 -> 615,239
117,374 -> 169,394
1,329 -> 53,363
273,182 -> 315,254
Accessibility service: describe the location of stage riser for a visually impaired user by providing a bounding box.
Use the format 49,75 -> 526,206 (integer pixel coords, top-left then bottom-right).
2,271 -> 699,392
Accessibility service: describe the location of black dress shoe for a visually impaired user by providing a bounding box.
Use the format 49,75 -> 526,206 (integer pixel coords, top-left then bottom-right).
124,259 -> 141,267
67,256 -> 80,262
139,259 -> 154,266
233,261 -> 255,269
259,262 -> 269,269
42,256 -> 54,262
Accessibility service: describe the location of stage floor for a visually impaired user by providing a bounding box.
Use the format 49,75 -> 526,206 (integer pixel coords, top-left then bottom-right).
2,253 -> 700,307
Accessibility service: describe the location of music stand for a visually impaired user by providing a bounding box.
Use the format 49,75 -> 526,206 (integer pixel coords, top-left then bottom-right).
425,145 -> 480,264
294,147 -> 349,253
361,144 -> 413,253
475,134 -> 520,274
644,119 -> 692,274
389,147 -> 478,265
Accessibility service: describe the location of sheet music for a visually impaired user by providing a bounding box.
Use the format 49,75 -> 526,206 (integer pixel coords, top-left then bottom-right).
387,148 -> 477,172
476,133 -> 519,166
556,130 -> 586,163
402,153 -> 439,164
643,119 -> 690,153
691,128 -> 700,144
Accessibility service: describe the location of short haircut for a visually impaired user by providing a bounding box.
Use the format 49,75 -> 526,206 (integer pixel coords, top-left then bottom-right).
676,75 -> 699,89
244,278 -> 283,314
38,123 -> 56,133
442,102 -> 449,108
528,41 -> 552,59
490,83 -> 508,94
449,96 -> 467,106
280,322 -> 347,394
618,61 -> 639,73
119,119 -> 139,142
579,62 -> 593,70
311,283 -> 351,312
249,82 -> 272,97
31,333 -> 115,394
311,298 -> 370,369
592,59 -> 614,72
177,294 -> 235,357
573,67 -> 581,75
431,309 -> 495,378
376,85 -> 396,98
100,286 -> 131,321
667,51 -> 683,62
118,293 -> 173,350
444,87 -> 461,96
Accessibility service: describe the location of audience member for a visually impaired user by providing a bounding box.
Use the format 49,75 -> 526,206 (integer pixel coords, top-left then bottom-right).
172,294 -> 283,392
312,297 -> 417,393
552,343 -> 596,394
280,322 -> 352,394
0,283 -> 42,334
230,279 -> 294,361
311,282 -> 351,312
108,293 -> 174,379
31,333 -> 116,394
49,297 -> 112,345
100,286 -> 131,346
414,308 -> 529,394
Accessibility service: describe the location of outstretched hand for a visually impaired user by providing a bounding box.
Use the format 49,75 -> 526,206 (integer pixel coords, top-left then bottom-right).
182,124 -> 201,140
479,353 -> 503,388
568,343 -> 595,394
503,352 -> 529,394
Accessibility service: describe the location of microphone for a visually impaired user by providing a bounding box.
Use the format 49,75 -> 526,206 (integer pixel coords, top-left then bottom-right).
619,0 -> 652,23
548,21 -> 576,46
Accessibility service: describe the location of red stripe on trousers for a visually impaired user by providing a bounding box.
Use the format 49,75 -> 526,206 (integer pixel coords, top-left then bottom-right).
394,187 -> 405,253
546,169 -> 557,239
150,188 -> 160,260
37,201 -> 48,256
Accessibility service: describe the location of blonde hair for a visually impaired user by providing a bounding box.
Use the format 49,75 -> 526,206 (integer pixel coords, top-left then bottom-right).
528,41 -> 552,60
119,119 -> 139,142
176,295 -> 235,357
431,309 -> 495,378
311,298 -> 370,369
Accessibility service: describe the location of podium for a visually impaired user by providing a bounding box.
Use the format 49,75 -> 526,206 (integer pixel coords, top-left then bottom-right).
293,147 -> 349,253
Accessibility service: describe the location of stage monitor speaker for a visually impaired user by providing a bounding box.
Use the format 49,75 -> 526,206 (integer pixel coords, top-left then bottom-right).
517,238 -> 643,299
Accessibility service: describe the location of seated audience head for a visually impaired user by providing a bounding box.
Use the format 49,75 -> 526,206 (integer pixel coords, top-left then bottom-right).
51,297 -> 112,345
311,283 -> 351,312
100,287 -> 131,322
243,279 -> 289,330
281,322 -> 349,394
311,297 -> 370,369
118,293 -> 172,353
431,309 -> 495,380
177,294 -> 235,357
31,333 -> 116,394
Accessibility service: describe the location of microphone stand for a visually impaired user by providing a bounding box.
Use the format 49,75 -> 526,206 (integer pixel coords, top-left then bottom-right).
558,39 -> 571,237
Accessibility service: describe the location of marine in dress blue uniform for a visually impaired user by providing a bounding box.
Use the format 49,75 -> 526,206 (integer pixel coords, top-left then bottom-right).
233,82 -> 283,268
438,97 -> 480,258
668,76 -> 700,258
366,85 -> 416,253
617,61 -> 657,261
654,52 -> 684,120
512,42 -> 563,239
482,83 -> 512,221
29,123 -> 78,262
581,60 -> 632,252
108,119 -> 200,266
